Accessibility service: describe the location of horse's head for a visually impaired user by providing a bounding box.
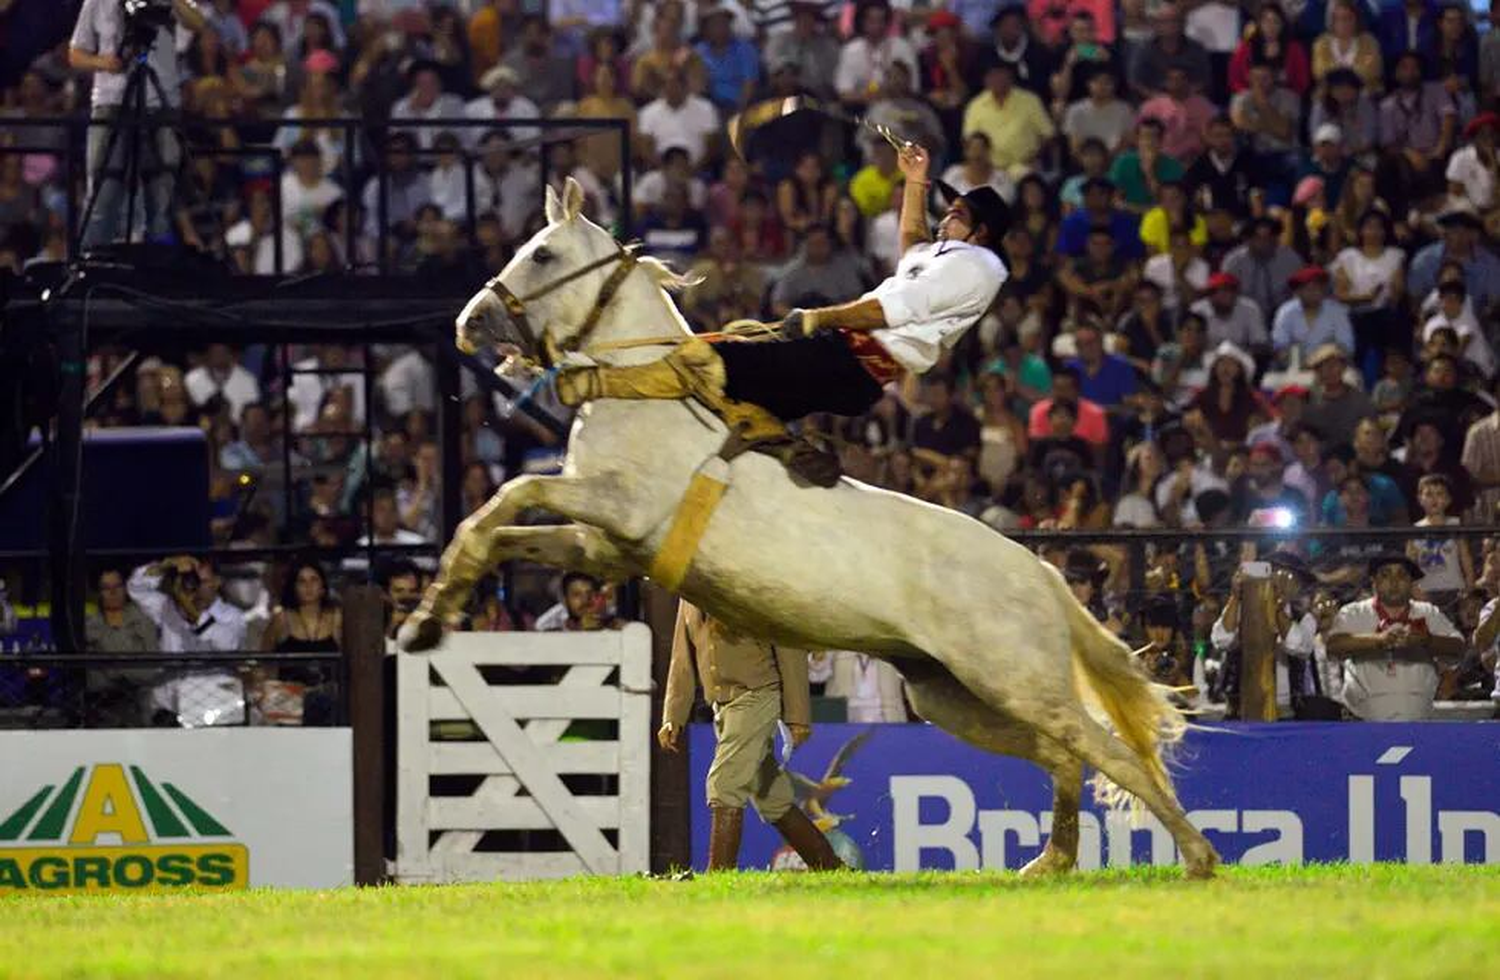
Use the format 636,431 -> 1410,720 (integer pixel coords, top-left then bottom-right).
456,177 -> 655,366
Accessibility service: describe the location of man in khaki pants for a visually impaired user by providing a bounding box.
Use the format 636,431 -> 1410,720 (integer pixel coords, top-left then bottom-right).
659,601 -> 842,872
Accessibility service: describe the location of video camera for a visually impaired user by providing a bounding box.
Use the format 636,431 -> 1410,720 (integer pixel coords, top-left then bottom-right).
121,0 -> 174,52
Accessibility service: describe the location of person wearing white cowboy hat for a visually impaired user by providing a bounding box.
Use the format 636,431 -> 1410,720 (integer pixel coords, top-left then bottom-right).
463,64 -> 540,151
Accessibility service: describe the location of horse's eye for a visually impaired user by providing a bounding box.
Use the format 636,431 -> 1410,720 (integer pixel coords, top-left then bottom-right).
532,246 -> 554,265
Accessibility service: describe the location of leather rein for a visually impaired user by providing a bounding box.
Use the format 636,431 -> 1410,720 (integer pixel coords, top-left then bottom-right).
482,243 -> 642,367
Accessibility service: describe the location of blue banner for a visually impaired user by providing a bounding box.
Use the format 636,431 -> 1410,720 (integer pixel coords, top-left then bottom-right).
688,723 -> 1500,870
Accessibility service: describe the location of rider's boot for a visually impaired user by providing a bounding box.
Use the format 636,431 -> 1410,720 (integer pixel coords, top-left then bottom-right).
555,337 -> 725,406
556,340 -> 840,487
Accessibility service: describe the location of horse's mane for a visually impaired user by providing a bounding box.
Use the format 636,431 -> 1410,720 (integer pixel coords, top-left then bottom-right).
636,254 -> 702,293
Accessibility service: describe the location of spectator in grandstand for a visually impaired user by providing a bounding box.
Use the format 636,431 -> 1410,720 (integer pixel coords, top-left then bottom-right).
1128,1 -> 1211,98
1138,66 -> 1216,164
86,567 -> 158,653
682,226 -> 765,329
1191,272 -> 1267,353
694,4 -> 759,110
912,373 -> 981,468
1108,118 -> 1183,211
1310,70 -> 1377,165
183,344 -> 261,425
835,0 -> 919,108
1398,354 -> 1491,463
69,0 -> 205,249
1271,268 -> 1354,367
808,649 -> 909,722
280,137 -> 344,236
1029,365 -> 1109,448
1299,344 -> 1371,449
849,141 -> 902,220
1190,342 -> 1265,446
1408,473 -> 1473,610
128,557 -> 246,653
1143,225 -> 1208,313
1068,322 -> 1137,410
262,557 -> 341,653
630,11 -> 705,101
962,61 -> 1055,179
463,65 -> 540,151
378,559 -> 422,640
1409,210 -> 1500,314
763,2 -> 839,100
261,0 -> 344,58
1377,51 -> 1457,215
1056,176 -> 1142,260
389,59 -> 465,151
768,222 -> 870,316
1222,216 -> 1302,323
1062,65 -> 1134,158
1211,553 -> 1321,719
1229,56 -> 1302,193
535,572 -> 618,632
637,67 -> 720,168
1326,553 -> 1466,720
1311,0 -> 1383,91
862,61 -> 945,164
499,15 -> 576,113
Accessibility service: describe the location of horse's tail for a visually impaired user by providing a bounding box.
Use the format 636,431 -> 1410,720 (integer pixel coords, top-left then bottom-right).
1048,565 -> 1186,816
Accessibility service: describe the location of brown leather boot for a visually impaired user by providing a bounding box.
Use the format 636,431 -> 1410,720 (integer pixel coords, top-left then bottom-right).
706,806 -> 744,872
773,807 -> 844,871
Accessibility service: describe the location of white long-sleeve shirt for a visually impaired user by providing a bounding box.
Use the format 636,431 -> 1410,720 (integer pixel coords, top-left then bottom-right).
1210,605 -> 1325,710
865,240 -> 1008,374
127,566 -> 247,653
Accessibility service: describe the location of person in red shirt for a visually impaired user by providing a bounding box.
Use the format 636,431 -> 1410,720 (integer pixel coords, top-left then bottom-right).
1027,365 -> 1110,446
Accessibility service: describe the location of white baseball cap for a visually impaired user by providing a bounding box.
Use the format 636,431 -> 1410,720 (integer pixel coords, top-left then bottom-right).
1313,123 -> 1342,145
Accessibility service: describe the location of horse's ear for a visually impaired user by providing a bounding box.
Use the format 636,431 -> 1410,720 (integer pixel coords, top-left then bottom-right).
544,184 -> 565,224
562,176 -> 586,221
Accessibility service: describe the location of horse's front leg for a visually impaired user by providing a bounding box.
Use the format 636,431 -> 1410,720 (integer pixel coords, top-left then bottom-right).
400,475 -> 646,651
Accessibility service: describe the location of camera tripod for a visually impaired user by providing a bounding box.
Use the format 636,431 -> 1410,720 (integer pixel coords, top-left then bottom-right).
75,40 -> 187,252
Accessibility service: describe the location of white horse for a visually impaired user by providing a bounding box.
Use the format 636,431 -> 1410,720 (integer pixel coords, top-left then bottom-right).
402,178 -> 1221,878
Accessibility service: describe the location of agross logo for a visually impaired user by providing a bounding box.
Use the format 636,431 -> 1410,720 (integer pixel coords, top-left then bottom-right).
0,763 -> 249,892
891,747 -> 1500,870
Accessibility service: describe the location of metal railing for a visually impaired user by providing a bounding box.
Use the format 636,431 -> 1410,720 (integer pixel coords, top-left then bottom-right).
0,650 -> 347,730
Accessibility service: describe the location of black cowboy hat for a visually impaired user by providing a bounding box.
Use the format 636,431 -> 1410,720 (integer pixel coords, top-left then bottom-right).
1368,552 -> 1423,579
933,181 -> 1012,254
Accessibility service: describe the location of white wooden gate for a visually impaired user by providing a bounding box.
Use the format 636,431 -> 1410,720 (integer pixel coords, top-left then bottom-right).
395,625 -> 652,882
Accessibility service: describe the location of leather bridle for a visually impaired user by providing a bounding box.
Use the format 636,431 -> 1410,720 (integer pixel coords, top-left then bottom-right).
480,243 -> 641,367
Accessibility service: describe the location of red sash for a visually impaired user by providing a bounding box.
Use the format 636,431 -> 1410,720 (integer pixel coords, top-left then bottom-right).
840,330 -> 904,386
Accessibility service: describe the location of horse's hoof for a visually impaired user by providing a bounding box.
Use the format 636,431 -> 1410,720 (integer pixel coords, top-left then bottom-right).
397,613 -> 444,653
1183,847 -> 1221,881
1018,846 -> 1075,879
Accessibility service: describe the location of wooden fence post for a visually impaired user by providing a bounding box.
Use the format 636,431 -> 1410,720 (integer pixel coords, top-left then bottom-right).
344,584 -> 387,885
1238,578 -> 1279,722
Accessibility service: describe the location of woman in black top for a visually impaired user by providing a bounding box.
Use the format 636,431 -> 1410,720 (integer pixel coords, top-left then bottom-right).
263,558 -> 341,654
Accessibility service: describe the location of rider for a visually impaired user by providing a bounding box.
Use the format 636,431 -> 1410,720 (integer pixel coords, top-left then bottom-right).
555,144 -> 1010,481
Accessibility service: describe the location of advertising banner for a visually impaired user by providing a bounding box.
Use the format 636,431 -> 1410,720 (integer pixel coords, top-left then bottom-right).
0,729 -> 353,893
689,723 -> 1500,871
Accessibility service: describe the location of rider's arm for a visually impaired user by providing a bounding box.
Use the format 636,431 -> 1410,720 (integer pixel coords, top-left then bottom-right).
896,143 -> 933,255
801,298 -> 888,334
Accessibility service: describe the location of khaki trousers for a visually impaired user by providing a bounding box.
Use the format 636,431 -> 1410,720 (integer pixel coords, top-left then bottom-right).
705,685 -> 795,821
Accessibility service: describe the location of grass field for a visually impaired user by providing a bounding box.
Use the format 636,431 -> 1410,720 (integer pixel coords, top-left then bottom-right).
2,865 -> 1497,979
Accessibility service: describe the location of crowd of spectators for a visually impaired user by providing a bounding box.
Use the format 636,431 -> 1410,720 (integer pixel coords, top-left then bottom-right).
3,1 -> 1500,720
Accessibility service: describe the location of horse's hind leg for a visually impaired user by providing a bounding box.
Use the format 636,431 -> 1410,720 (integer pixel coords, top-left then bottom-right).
936,651 -> 1218,880
903,662 -> 1084,877
1038,708 -> 1219,880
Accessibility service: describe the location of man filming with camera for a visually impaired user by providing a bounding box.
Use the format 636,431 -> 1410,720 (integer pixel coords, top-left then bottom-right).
127,555 -> 244,653
69,0 -> 204,249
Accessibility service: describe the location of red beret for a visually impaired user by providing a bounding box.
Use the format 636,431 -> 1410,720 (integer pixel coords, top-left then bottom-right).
1249,442 -> 1284,462
1272,384 -> 1310,403
1205,272 -> 1240,292
1288,265 -> 1329,288
927,10 -> 962,29
1465,112 -> 1500,140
